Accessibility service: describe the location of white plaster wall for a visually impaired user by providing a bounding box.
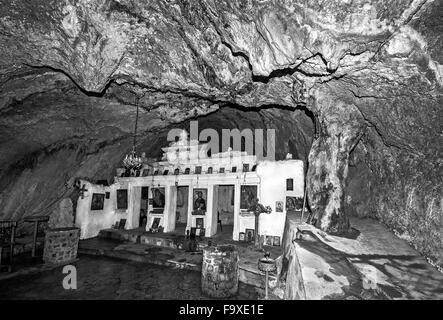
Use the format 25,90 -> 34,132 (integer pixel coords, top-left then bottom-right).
255,160 -> 304,240
75,163 -> 302,242
75,180 -> 129,239
165,186 -> 177,232
128,185 -> 141,229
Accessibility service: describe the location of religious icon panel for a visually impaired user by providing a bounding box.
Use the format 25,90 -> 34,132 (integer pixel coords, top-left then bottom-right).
193,188 -> 207,214
91,193 -> 105,210
152,188 -> 165,208
116,189 -> 128,209
286,196 -> 303,213
240,185 -> 258,210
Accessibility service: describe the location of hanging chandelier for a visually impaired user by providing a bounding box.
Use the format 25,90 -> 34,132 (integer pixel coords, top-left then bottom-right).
123,147 -> 143,170
123,96 -> 143,170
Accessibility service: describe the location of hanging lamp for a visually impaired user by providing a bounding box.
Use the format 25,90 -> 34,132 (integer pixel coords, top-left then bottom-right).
123,96 -> 143,170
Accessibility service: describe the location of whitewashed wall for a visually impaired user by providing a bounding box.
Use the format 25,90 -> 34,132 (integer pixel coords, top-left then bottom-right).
75,179 -> 129,239
256,160 -> 304,240
75,160 -> 304,241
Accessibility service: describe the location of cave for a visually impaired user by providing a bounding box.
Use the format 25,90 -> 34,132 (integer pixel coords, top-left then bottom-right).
0,0 -> 442,301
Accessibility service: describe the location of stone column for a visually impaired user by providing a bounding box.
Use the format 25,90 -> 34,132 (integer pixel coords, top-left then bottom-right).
306,93 -> 365,236
43,227 -> 80,264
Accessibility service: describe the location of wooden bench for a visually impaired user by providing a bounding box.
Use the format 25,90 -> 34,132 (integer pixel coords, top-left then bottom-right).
0,220 -> 17,272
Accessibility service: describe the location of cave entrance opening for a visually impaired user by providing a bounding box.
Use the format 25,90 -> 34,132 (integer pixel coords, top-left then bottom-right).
175,186 -> 189,234
213,184 -> 235,237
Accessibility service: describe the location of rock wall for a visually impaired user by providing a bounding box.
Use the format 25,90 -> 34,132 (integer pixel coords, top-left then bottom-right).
0,0 -> 441,265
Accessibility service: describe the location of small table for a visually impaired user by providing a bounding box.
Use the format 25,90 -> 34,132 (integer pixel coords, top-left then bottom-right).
24,215 -> 50,258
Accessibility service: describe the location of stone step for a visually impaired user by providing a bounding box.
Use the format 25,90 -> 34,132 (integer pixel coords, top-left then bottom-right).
80,237 -> 277,291
98,228 -> 208,251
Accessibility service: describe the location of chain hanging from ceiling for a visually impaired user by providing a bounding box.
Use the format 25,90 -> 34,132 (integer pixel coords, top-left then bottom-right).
123,96 -> 143,170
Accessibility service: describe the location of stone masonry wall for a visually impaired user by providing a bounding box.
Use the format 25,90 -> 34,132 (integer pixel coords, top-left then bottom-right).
43,227 -> 80,264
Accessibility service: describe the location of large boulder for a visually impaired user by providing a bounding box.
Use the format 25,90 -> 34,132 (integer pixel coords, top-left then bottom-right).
48,198 -> 74,229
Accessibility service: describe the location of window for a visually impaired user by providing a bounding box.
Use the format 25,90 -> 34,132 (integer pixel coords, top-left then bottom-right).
174,168 -> 180,175
207,167 -> 213,174
195,166 -> 202,174
243,164 -> 249,172
219,167 -> 225,173
251,165 -> 257,172
163,169 -> 169,175
116,189 -> 128,209
154,170 -> 159,175
231,166 -> 237,173
184,168 -> 190,174
286,178 -> 294,191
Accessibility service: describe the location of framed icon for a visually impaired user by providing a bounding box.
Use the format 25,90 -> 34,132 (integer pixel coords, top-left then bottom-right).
245,228 -> 255,242
276,201 -> 284,212
152,188 -> 165,208
196,217 -> 204,229
91,193 -> 105,210
239,232 -> 245,242
118,218 -> 127,230
273,236 -> 281,247
116,189 -> 128,209
286,178 -> 294,191
151,217 -> 161,229
286,196 -> 304,213
192,188 -> 207,214
240,185 -> 258,210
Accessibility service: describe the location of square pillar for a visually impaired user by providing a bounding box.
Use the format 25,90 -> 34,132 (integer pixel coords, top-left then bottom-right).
128,186 -> 141,229
186,186 -> 194,234
211,185 -> 219,236
163,185 -> 177,233
232,182 -> 241,241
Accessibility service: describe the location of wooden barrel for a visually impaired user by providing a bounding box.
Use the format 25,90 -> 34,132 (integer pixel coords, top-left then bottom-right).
201,244 -> 239,298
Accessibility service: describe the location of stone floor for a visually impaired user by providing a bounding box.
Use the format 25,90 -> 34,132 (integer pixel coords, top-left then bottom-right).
0,255 -> 260,300
2,216 -> 440,300
292,216 -> 443,300
93,224 -> 283,287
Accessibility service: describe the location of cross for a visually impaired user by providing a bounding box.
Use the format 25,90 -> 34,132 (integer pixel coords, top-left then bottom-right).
79,184 -> 88,199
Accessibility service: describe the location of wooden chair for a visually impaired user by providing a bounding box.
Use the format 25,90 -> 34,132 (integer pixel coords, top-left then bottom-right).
0,220 -> 18,272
